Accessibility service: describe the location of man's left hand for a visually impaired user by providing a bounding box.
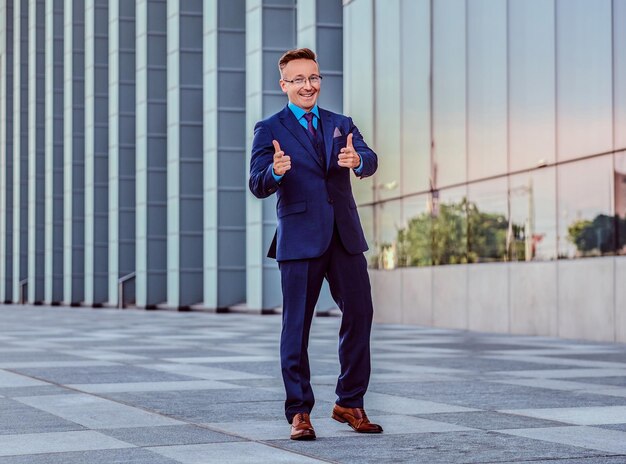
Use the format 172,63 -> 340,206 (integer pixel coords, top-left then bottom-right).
338,133 -> 361,169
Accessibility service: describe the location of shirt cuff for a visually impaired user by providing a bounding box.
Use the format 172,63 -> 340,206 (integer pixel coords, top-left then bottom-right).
272,170 -> 283,183
353,157 -> 363,175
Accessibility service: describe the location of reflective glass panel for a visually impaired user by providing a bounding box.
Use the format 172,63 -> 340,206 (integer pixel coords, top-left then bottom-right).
431,186 -> 468,265
615,0 -> 626,150
557,155 -> 615,258
433,0 -> 466,188
358,204 -> 376,266
508,0 -> 556,172
344,0 -> 374,205
615,151 -> 626,255
399,194 -> 432,267
467,178 -> 508,263
401,0 -> 431,195
556,0 -> 613,160
509,168 -> 557,261
467,0 -> 507,180
372,198 -> 402,270
374,0 -> 401,201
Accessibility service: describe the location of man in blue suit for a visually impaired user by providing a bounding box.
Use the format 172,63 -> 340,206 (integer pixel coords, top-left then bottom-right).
249,48 -> 383,440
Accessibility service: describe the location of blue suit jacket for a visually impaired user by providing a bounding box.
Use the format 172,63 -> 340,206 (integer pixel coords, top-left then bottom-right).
249,105 -> 377,261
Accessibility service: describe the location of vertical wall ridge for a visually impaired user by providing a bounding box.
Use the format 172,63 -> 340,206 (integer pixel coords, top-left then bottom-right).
62,0 -> 84,304
245,0 -> 296,312
135,0 -> 167,308
13,0 -> 28,303
83,0 -> 109,306
0,0 -> 15,303
204,0 -> 246,310
108,0 -> 136,307
27,0 -> 45,303
166,0 -> 203,309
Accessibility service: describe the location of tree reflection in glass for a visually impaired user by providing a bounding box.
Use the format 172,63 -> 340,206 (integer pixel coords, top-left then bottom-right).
509,168 -> 557,261
616,152 -> 626,255
557,155 -> 615,258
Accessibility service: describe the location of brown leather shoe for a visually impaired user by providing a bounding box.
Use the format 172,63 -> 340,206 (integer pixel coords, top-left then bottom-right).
332,404 -> 383,433
290,412 -> 316,440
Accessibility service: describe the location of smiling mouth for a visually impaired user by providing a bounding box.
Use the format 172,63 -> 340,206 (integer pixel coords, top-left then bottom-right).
300,91 -> 316,98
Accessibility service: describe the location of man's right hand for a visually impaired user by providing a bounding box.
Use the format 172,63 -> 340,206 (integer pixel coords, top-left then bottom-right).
272,140 -> 291,176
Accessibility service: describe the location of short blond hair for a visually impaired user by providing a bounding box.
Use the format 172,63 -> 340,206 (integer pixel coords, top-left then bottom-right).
278,48 -> 317,76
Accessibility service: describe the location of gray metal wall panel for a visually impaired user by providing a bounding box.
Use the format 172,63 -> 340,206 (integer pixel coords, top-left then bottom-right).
108,0 -> 136,306
0,0 -> 14,303
136,0 -> 167,308
166,0 -> 203,308
44,0 -> 64,304
27,0 -> 45,303
245,0 -> 296,311
44,0 -> 64,303
13,0 -> 28,303
204,0 -> 246,309
84,0 -> 109,305
63,0 -> 85,304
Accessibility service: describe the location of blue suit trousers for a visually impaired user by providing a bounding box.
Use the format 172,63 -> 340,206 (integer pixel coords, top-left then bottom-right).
279,225 -> 373,423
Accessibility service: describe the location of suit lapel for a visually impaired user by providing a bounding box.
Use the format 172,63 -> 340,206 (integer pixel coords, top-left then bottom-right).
320,109 -> 334,170
278,106 -> 324,170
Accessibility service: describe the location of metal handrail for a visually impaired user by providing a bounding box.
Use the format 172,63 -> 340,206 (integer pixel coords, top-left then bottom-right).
118,272 -> 136,309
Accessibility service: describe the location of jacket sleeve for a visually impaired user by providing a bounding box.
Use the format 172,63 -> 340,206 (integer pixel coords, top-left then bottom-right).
348,117 -> 378,179
249,120 -> 280,199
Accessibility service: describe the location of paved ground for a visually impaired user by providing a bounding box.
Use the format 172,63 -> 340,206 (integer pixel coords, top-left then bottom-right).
1,306 -> 626,463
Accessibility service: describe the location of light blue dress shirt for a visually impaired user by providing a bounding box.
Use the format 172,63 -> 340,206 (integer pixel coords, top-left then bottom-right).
272,103 -> 362,182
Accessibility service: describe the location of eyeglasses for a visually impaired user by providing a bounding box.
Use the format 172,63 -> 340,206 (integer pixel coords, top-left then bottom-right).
282,75 -> 323,86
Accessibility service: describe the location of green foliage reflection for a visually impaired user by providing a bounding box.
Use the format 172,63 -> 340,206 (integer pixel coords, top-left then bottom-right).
566,214 -> 625,257
374,197 -> 514,269
372,198 -> 625,268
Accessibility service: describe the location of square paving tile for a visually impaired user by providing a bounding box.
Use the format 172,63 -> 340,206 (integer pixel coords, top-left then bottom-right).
0,370 -> 48,388
10,365 -> 198,385
0,385 -> 75,397
271,430 -> 605,464
0,398 -> 85,435
100,424 -> 242,446
104,389 -> 288,422
415,411 -> 570,430
0,431 -> 133,456
499,426 -> 626,454
208,415 -> 474,440
501,406 -> 626,425
147,442 -> 327,464
368,380 -> 626,409
0,449 -> 181,464
15,394 -> 182,429
68,379 -> 244,393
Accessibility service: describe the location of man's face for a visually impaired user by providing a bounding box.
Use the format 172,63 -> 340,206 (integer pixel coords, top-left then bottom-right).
279,58 -> 321,111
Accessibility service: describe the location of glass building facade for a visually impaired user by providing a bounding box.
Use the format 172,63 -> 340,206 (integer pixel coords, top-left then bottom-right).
345,0 -> 626,342
0,0 -> 625,342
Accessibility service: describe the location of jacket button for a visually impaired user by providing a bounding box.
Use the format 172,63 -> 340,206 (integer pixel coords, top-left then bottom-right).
328,198 -> 334,204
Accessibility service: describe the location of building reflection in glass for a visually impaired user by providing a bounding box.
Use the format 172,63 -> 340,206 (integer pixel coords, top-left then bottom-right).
360,0 -> 624,273
615,152 -> 626,255
509,168 -> 557,261
372,198 -> 401,270
398,194 -> 431,268
557,155 -> 615,259
467,178 -> 508,263
373,186 -> 468,268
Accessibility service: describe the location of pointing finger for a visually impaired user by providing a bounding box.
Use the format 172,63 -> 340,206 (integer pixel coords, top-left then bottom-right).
272,139 -> 282,153
346,133 -> 354,150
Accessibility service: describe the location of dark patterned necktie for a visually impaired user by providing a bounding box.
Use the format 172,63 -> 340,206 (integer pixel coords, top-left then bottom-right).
303,112 -> 317,138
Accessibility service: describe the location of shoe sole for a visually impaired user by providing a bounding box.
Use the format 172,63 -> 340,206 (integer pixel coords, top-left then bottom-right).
332,412 -> 383,433
290,432 -> 316,441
